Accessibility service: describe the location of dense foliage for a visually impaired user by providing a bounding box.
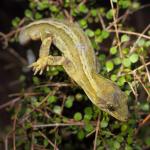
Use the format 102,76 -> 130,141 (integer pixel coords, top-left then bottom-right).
2,0 -> 150,149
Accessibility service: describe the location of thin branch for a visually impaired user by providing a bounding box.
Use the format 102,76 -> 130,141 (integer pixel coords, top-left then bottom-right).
93,114 -> 100,150
135,74 -> 150,97
130,24 -> 150,54
39,131 -> 59,150
32,121 -> 96,128
0,97 -> 21,110
108,29 -> 150,40
140,56 -> 150,83
110,0 -> 122,57
98,13 -> 106,29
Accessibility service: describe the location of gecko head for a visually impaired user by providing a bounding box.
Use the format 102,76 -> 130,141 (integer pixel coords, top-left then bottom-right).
96,81 -> 129,121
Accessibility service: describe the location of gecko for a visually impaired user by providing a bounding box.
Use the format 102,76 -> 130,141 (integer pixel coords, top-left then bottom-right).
19,19 -> 129,121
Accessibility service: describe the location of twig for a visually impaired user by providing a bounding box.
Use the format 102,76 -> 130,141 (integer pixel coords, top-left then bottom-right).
140,56 -> 150,83
0,97 -> 21,110
98,13 -> 106,29
134,74 -> 150,97
19,88 -> 59,124
108,29 -> 150,40
110,0 -> 122,58
130,24 -> 150,54
107,4 -> 150,30
136,113 -> 150,134
93,114 -> 100,150
128,82 -> 138,101
32,121 -> 96,128
39,131 -> 59,150
4,137 -> 8,150
0,32 -> 8,48
139,113 -> 150,127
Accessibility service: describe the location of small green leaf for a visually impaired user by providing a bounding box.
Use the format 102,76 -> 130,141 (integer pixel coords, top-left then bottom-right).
12,17 -> 20,27
127,136 -> 133,144
65,96 -> 74,108
114,141 -> 120,149
77,130 -> 85,140
99,54 -> 106,61
119,0 -> 131,9
25,9 -> 33,18
113,57 -> 121,65
145,41 -> 150,47
35,12 -> 42,19
53,106 -> 61,115
43,87 -> 51,94
125,145 -> 133,150
137,39 -> 145,46
48,96 -> 57,104
112,0 -> 118,3
95,29 -> 101,36
122,48 -> 129,55
117,76 -> 126,86
91,9 -> 97,16
84,107 -> 93,115
121,124 -> 128,132
110,47 -> 117,55
106,61 -> 114,72
44,139 -> 49,147
74,112 -> 82,121
95,36 -> 103,43
112,0 -> 117,2
100,120 -> 108,128
33,77 -> 40,85
145,137 -> 150,146
75,93 -> 83,101
131,2 -> 140,10
78,4 -> 88,13
85,29 -> 95,37
110,74 -> 117,81
101,30 -> 110,39
49,5 -> 59,13
122,58 -> 131,67
79,19 -> 87,28
106,9 -> 114,20
129,53 -> 139,63
84,123 -> 94,132
38,1 -> 49,10
121,34 -> 130,42
140,103 -> 149,111
116,136 -> 124,143
84,114 -> 92,121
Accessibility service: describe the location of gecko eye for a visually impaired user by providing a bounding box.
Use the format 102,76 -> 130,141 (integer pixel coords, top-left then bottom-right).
107,104 -> 115,111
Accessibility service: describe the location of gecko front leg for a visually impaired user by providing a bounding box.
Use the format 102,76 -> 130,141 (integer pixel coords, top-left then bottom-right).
30,55 -> 66,75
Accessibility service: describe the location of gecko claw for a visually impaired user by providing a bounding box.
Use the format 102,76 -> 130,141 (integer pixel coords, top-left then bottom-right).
29,56 -> 51,75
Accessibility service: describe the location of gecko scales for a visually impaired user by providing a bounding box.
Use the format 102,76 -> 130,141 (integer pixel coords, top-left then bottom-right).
19,19 -> 129,121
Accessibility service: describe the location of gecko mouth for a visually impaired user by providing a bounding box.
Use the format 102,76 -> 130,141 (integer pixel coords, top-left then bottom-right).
108,108 -> 129,122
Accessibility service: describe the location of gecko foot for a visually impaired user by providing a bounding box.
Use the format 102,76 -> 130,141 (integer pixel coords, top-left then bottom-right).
29,56 -> 53,75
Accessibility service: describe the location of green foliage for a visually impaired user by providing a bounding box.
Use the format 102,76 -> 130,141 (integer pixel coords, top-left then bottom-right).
106,61 -> 114,72
9,0 -> 150,149
121,34 -> 130,43
74,112 -> 82,121
65,96 -> 74,108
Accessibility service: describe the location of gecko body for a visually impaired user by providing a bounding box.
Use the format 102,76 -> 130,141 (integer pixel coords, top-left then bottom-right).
19,19 -> 128,121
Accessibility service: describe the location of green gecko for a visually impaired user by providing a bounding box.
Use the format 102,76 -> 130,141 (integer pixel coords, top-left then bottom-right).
19,19 -> 129,121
